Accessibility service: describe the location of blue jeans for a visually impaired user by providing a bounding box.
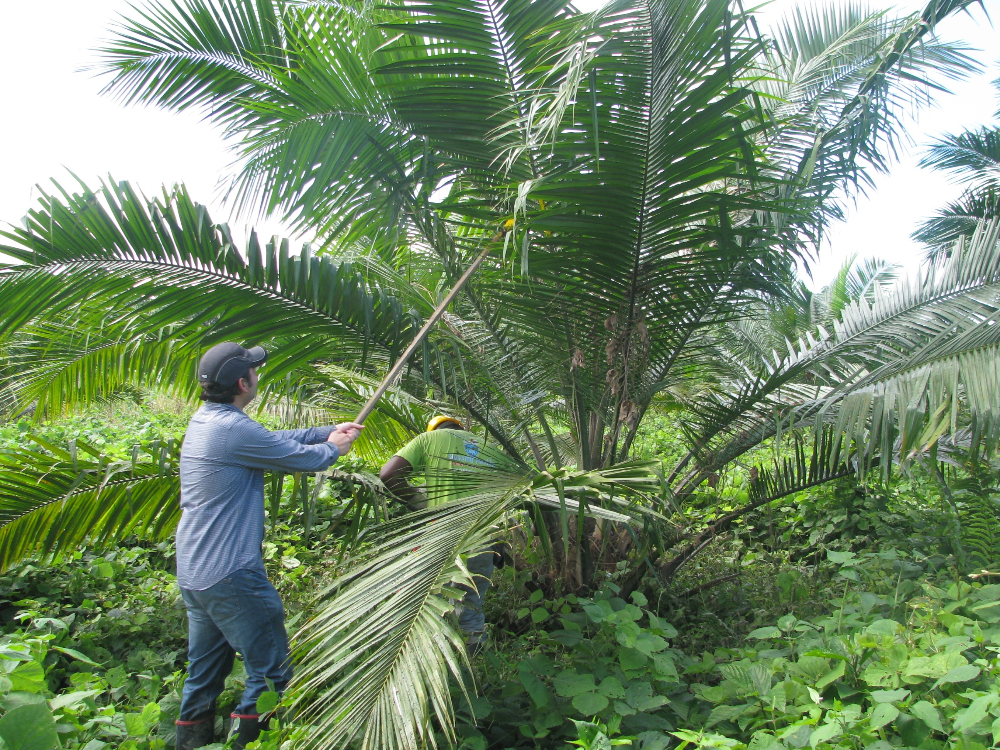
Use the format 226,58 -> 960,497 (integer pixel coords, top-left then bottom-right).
457,552 -> 494,636
178,568 -> 292,721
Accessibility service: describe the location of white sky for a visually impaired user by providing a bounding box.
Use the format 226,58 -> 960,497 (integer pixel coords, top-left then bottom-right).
0,0 -> 997,288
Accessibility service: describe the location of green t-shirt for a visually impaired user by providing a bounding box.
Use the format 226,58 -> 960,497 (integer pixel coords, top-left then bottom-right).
395,429 -> 504,507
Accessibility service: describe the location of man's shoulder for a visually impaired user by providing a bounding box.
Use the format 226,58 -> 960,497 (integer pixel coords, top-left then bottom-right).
196,402 -> 257,421
185,403 -> 258,440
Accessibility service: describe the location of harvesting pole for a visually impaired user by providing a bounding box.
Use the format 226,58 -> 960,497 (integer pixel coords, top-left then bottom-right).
354,245 -> 492,424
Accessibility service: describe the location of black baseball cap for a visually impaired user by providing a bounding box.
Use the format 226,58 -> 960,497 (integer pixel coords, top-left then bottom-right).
198,343 -> 268,387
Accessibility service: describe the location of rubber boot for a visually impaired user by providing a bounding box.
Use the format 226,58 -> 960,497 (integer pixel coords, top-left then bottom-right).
230,713 -> 267,750
175,716 -> 215,750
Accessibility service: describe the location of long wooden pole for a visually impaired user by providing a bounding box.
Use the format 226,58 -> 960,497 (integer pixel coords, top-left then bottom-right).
354,245 -> 492,424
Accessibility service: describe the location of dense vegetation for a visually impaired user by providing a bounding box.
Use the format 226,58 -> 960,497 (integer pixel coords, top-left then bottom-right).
0,0 -> 998,748
0,404 -> 997,750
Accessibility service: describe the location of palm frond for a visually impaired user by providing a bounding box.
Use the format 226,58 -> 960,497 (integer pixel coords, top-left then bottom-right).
673,219 -> 1000,491
0,437 -> 180,573
289,491 -> 517,750
660,427 -> 858,577
289,455 -> 662,750
756,0 -> 980,236
98,0 -> 287,116
913,189 -> 1000,257
915,126 -> 1000,256
919,126 -> 1000,193
0,178 -> 442,419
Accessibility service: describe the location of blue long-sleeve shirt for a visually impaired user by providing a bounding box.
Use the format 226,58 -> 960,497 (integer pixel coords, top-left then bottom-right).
176,402 -> 340,590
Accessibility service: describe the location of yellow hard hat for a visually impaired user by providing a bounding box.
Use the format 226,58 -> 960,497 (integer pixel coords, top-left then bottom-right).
427,415 -> 463,432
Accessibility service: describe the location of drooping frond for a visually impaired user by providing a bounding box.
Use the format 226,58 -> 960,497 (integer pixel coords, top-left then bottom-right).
0,178 -> 439,421
674,219 -> 1000,492
919,126 -> 1000,193
0,437 -> 181,573
289,491 -> 518,750
915,126 -> 1000,256
756,0 -> 980,237
289,456 -> 663,750
659,427 -> 860,578
913,189 -> 1000,257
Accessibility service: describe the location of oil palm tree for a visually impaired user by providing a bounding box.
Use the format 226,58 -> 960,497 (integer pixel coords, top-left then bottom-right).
0,0 -> 996,747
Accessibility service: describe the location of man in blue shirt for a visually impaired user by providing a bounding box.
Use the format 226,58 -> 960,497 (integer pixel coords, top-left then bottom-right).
175,343 -> 362,750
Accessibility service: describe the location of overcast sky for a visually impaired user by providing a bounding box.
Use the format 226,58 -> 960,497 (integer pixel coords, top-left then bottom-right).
0,0 -> 997,288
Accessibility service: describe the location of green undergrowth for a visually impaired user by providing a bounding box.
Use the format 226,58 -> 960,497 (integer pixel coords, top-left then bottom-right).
3,546 -> 999,750
0,406 -> 997,749
0,403 -> 375,749
460,551 -> 1000,750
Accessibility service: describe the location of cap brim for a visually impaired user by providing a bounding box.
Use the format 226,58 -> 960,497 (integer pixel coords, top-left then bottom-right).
247,346 -> 268,367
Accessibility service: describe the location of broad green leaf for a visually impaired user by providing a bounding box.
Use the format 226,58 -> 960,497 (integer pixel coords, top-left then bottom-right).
597,677 -> 625,699
0,694 -> 46,712
635,731 -> 672,750
625,681 -> 654,709
615,621 -> 641,648
528,589 -> 544,604
815,660 -> 845,691
554,670 -> 596,698
904,651 -> 967,679
9,662 -> 45,694
908,701 -> 944,733
51,647 -> 100,667
706,704 -> 750,729
530,608 -> 549,624
826,551 -> 857,564
624,681 -> 667,711
869,703 -> 899,730
897,714 -> 931,747
140,703 -> 160,724
931,663 -> 980,688
572,692 -> 609,716
862,662 -> 896,687
870,689 -> 909,703
746,731 -> 782,750
0,702 -> 58,750
583,602 -> 613,623
48,690 -> 102,711
748,627 -> 781,640
865,619 -> 901,636
952,694 -> 1000,733
256,691 -> 280,715
635,632 -> 668,656
647,615 -> 678,639
808,723 -> 839,749
777,614 -> 796,632
619,648 -> 648,673
614,700 -> 636,717
653,654 -> 679,682
124,713 -> 149,737
518,666 -> 549,709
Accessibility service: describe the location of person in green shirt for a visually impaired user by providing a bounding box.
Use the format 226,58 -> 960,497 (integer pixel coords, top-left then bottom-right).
379,415 -> 503,650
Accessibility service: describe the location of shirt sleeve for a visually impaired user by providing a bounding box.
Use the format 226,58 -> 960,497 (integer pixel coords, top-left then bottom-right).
395,432 -> 427,470
273,426 -> 336,445
228,420 -> 340,472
